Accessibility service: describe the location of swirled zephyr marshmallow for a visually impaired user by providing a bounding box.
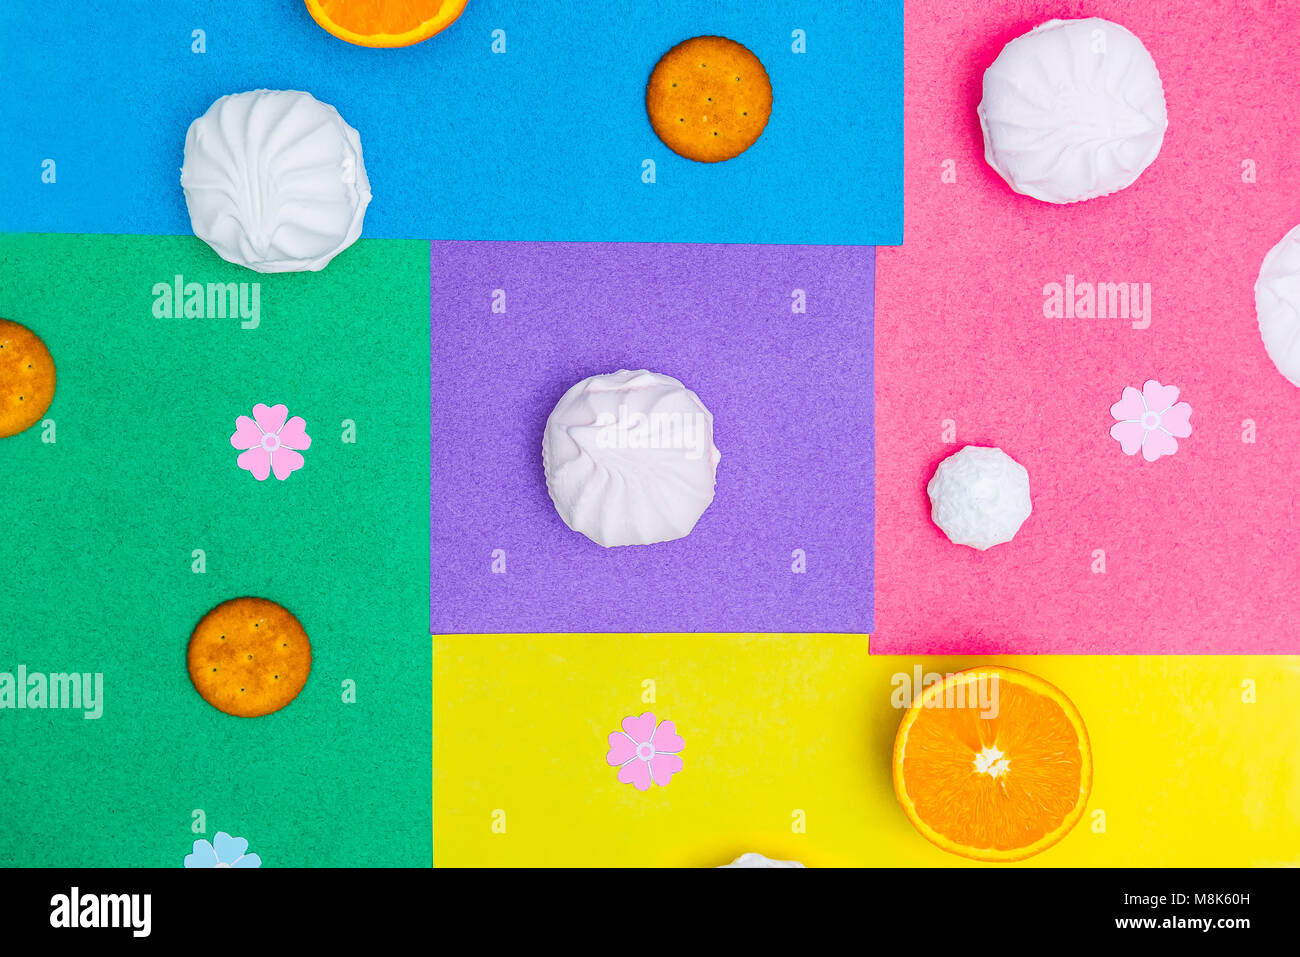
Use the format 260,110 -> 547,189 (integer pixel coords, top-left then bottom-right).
978,18 -> 1167,204
542,370 -> 721,547
181,90 -> 371,273
1255,223 -> 1300,388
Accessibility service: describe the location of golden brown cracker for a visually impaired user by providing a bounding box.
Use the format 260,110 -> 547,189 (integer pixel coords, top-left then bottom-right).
646,35 -> 772,163
0,319 -> 56,439
188,597 -> 312,717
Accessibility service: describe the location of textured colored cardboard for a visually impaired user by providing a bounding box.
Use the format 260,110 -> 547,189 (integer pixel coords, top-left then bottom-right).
0,1 -> 903,245
430,240 -> 875,634
873,0 -> 1300,653
0,234 -> 431,866
434,634 -> 1300,866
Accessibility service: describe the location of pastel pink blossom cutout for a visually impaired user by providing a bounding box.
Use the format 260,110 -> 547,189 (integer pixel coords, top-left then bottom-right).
1109,380 -> 1192,462
231,403 -> 312,481
605,712 -> 684,791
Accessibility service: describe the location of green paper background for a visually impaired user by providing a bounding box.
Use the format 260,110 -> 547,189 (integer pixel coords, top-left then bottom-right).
0,234 -> 431,867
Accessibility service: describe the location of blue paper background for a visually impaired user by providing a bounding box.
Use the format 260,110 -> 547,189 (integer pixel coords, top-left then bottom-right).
0,1 -> 902,245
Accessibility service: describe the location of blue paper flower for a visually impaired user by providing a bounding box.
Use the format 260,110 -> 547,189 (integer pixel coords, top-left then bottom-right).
184,831 -> 262,868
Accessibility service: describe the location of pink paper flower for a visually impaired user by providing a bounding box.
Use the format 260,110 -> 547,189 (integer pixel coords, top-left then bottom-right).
605,712 -> 684,791
231,403 -> 312,481
1109,380 -> 1192,462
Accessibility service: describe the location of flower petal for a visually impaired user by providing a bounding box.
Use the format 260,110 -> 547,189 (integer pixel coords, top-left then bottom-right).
1109,420 -> 1146,456
278,415 -> 312,451
1142,428 -> 1179,461
270,448 -> 305,481
617,759 -> 653,791
237,447 -> 273,481
212,832 -> 248,864
184,840 -> 218,868
231,415 -> 263,450
253,403 -> 288,434
648,753 -> 684,787
650,719 -> 684,754
1161,401 -> 1193,438
1110,386 -> 1146,422
620,712 -> 657,745
606,731 -> 638,766
1141,380 -> 1180,412
231,853 -> 262,869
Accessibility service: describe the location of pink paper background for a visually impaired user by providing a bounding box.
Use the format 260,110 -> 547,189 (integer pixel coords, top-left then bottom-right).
874,0 -> 1300,653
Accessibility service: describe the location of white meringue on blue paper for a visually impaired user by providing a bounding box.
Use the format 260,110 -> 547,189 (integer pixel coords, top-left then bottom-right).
181,90 -> 371,273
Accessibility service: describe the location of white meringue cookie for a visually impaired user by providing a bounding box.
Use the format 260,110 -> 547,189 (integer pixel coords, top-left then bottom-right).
718,852 -> 805,868
542,370 -> 721,548
927,446 -> 1031,551
1255,223 -> 1300,387
181,90 -> 371,273
978,18 -> 1167,204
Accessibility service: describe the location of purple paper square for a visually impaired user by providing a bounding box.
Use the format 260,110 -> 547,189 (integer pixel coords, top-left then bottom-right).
431,241 -> 875,634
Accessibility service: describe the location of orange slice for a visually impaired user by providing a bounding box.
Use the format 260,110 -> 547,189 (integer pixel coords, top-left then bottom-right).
304,0 -> 470,48
892,666 -> 1092,862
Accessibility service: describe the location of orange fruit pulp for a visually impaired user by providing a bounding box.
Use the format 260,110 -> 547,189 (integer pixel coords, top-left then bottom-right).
304,0 -> 470,48
892,666 -> 1092,862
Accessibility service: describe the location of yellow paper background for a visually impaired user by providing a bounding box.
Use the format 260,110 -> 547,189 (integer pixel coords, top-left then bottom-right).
433,635 -> 1300,867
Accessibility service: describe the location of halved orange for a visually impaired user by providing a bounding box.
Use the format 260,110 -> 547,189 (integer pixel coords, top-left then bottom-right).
893,666 -> 1092,862
304,0 -> 470,48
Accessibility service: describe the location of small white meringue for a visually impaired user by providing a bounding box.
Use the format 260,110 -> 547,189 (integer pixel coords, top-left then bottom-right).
927,446 -> 1032,551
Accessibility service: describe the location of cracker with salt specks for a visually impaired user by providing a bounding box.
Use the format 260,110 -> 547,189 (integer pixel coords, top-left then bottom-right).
646,36 -> 772,163
0,319 -> 56,439
188,597 -> 312,718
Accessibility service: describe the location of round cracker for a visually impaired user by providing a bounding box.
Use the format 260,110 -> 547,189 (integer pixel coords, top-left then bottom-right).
0,319 -> 56,439
646,35 -> 772,163
188,597 -> 312,717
